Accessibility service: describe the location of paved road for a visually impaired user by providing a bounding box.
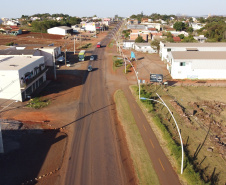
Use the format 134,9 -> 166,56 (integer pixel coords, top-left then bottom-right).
65,24 -> 127,185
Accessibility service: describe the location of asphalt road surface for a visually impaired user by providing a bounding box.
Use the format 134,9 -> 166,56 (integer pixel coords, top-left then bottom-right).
65,25 -> 127,185
65,22 -> 181,185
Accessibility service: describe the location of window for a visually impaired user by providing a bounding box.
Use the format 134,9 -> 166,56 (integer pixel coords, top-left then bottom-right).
167,48 -> 171,52
180,62 -> 186,66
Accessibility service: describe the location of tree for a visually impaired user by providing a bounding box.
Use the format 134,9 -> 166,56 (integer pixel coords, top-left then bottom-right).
135,35 -> 145,43
186,27 -> 194,33
182,35 -> 196,42
198,17 -> 206,23
151,40 -> 160,53
68,17 -> 81,26
173,21 -> 186,31
122,29 -> 131,39
178,34 -> 185,39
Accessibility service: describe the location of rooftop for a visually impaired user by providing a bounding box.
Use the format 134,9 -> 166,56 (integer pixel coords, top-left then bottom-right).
135,43 -> 151,46
0,56 -> 44,70
0,50 -> 36,55
171,51 -> 226,60
164,42 -> 226,47
55,26 -> 72,30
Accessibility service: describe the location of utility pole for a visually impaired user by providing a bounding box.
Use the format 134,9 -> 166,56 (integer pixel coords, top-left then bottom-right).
74,36 -> 75,54
52,51 -> 57,80
65,49 -> 67,66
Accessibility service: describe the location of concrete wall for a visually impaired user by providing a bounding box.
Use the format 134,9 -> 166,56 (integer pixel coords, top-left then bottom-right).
0,70 -> 21,101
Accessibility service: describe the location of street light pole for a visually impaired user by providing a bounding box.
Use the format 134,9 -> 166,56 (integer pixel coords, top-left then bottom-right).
140,95 -> 184,174
156,93 -> 184,174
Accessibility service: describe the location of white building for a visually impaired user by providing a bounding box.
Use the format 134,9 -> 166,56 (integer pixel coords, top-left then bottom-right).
2,19 -> 19,26
123,40 -> 135,49
193,35 -> 207,43
71,25 -> 81,33
30,17 -> 41,21
47,26 -> 73,36
160,42 -> 226,62
167,51 -> 226,79
168,31 -> 189,37
0,56 -> 47,101
81,22 -> 100,32
141,23 -> 161,31
190,23 -> 205,30
134,43 -> 157,53
0,45 -> 61,67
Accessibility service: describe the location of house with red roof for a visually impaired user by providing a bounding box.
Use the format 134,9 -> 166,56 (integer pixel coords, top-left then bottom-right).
173,36 -> 181,42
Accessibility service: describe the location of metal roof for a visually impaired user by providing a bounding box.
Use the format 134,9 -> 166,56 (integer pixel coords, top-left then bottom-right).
0,56 -> 44,70
0,50 -> 36,55
135,43 -> 151,46
164,42 -> 226,48
171,51 -> 226,60
55,26 -> 72,30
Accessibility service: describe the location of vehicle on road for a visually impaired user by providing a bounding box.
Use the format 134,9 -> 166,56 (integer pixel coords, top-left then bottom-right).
78,50 -> 86,61
96,42 -> 101,48
90,55 -> 95,61
87,65 -> 92,72
57,56 -> 65,62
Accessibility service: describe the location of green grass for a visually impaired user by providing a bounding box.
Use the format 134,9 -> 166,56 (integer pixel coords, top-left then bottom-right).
112,56 -> 123,71
130,85 -> 207,185
26,97 -> 50,109
77,43 -> 92,49
108,40 -> 114,48
114,90 -> 160,185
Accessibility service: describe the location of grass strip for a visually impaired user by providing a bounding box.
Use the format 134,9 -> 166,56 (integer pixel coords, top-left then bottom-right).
130,85 -> 207,185
114,89 -> 160,185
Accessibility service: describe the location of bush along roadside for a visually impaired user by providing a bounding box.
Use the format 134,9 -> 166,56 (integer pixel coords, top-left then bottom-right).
26,97 -> 50,109
132,85 -> 207,185
112,56 -> 123,71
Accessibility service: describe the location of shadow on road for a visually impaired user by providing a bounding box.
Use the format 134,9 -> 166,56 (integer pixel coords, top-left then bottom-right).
61,103 -> 114,129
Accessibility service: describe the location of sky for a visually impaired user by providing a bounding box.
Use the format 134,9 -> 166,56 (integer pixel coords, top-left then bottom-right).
1,0 -> 226,18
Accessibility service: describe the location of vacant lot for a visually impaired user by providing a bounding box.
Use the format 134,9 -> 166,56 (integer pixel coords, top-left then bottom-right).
138,84 -> 226,185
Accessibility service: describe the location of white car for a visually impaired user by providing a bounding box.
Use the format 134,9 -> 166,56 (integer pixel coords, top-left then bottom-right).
90,55 -> 95,61
88,65 -> 92,72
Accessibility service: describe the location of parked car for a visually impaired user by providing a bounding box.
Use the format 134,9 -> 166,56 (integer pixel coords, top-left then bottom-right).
90,55 -> 95,61
57,56 -> 65,62
87,65 -> 92,72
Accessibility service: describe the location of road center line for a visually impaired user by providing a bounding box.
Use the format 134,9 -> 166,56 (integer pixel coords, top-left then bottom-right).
149,139 -> 155,148
143,124 -> 147,132
158,158 -> 165,171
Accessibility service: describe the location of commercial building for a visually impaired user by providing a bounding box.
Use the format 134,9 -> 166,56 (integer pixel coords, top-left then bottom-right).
0,56 -> 47,102
47,26 -> 73,36
167,51 -> 226,79
160,42 -> 226,62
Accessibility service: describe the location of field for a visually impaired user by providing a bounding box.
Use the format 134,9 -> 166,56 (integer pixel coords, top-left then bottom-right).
135,84 -> 226,185
0,31 -> 106,52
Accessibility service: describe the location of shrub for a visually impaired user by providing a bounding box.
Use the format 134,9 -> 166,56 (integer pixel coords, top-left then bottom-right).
26,97 -> 50,109
114,59 -> 123,67
126,64 -> 132,72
